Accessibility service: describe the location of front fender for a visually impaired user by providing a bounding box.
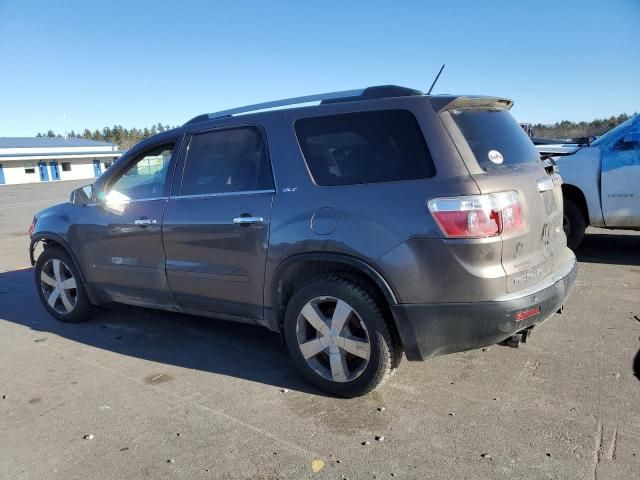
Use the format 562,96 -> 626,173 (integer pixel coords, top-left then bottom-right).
29,202 -> 75,264
29,232 -> 101,305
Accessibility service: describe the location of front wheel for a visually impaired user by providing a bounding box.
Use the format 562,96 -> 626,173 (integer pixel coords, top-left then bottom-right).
283,275 -> 401,397
35,247 -> 93,322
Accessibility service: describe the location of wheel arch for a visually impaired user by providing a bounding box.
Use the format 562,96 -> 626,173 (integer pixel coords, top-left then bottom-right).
30,233 -> 100,305
562,184 -> 589,226
268,252 -> 399,333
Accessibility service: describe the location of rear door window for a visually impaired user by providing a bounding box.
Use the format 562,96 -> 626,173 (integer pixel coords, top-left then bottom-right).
295,109 -> 435,186
451,109 -> 540,171
180,126 -> 273,195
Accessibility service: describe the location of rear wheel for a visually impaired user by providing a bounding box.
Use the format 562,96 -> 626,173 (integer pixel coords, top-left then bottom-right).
35,247 -> 93,323
283,275 -> 401,397
563,198 -> 586,250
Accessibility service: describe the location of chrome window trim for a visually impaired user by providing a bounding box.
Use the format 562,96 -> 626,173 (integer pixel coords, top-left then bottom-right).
171,189 -> 275,200
123,196 -> 169,203
85,196 -> 168,207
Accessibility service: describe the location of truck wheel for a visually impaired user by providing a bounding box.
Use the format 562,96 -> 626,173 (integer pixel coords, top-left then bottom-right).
563,198 -> 586,250
283,275 -> 400,397
35,247 -> 93,323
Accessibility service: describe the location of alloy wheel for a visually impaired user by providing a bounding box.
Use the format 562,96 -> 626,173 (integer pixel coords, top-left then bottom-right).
40,259 -> 78,314
295,296 -> 371,383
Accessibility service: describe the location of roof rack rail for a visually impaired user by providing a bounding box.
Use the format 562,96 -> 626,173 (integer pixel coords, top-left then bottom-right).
184,85 -> 422,125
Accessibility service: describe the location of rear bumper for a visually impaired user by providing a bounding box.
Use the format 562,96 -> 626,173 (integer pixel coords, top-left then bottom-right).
390,256 -> 577,361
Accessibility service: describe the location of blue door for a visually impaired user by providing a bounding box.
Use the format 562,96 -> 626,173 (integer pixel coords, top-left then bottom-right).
49,161 -> 60,180
0,163 -> 5,184
38,161 -> 50,181
93,159 -> 102,177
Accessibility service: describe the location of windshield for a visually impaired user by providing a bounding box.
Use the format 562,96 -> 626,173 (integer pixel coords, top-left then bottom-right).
591,114 -> 640,147
452,109 -> 540,172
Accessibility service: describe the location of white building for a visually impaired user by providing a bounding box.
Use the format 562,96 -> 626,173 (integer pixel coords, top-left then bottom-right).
0,137 -> 124,185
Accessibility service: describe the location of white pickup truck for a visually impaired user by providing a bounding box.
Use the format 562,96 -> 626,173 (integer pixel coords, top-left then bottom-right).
536,114 -> 640,249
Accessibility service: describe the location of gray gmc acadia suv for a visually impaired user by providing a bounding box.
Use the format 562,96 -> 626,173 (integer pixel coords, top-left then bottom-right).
29,86 -> 577,397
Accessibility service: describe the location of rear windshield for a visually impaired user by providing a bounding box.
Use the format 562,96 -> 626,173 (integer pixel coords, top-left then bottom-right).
452,109 -> 539,172
295,109 -> 435,186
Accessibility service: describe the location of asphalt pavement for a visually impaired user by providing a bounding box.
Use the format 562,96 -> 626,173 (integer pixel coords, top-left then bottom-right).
1,180 -> 639,479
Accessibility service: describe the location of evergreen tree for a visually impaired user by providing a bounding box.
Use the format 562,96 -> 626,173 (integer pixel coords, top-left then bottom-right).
102,127 -> 112,141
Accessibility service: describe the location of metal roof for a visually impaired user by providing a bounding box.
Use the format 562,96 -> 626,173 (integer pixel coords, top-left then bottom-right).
0,137 -> 116,149
0,150 -> 124,159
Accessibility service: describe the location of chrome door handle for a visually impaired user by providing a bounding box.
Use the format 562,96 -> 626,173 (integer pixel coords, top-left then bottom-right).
233,216 -> 264,225
134,218 -> 157,225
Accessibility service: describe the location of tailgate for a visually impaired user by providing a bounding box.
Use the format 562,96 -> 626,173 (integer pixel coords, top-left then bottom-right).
441,105 -> 566,293
473,166 -> 564,292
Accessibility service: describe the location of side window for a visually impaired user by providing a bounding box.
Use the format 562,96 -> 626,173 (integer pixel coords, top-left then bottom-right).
295,109 -> 435,186
181,126 -> 273,196
106,143 -> 174,201
613,134 -> 640,152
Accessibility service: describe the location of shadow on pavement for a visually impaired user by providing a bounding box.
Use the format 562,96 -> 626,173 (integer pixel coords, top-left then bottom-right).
576,231 -> 640,381
2,229 -> 638,389
0,268 -> 328,396
576,232 -> 640,267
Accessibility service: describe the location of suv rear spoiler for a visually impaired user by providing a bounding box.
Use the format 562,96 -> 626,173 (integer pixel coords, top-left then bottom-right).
431,96 -> 513,113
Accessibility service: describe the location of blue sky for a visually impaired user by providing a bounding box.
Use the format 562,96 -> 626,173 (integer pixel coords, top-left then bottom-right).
0,0 -> 638,136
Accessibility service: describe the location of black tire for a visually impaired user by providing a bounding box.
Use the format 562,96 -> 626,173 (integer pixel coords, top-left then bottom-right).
283,275 -> 401,397
563,198 -> 586,250
35,246 -> 93,323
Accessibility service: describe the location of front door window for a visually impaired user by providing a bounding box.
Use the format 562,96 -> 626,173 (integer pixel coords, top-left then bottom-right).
103,144 -> 174,204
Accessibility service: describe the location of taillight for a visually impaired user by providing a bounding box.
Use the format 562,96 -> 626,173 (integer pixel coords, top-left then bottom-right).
494,191 -> 524,234
428,191 -> 524,238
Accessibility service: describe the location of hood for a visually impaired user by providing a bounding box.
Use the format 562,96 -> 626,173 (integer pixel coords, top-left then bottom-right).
535,143 -> 583,157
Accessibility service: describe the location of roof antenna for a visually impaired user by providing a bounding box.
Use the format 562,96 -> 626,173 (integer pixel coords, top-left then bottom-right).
426,64 -> 445,95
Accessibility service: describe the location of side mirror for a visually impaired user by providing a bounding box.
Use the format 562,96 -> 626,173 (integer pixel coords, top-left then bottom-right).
70,184 -> 94,206
623,131 -> 640,144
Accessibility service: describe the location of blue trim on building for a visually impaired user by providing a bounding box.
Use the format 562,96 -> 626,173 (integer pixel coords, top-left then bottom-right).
38,161 -> 50,182
49,161 -> 61,180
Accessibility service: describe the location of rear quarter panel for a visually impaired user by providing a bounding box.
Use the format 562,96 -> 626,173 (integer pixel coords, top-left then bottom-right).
262,97 -> 481,306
